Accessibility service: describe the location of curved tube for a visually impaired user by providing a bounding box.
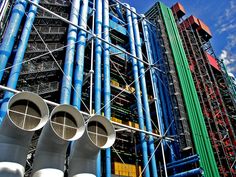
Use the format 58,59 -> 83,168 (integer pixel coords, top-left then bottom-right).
60,0 -> 81,104
167,154 -> 199,167
167,157 -> 199,169
0,92 -> 49,177
0,0 -> 27,82
124,3 -> 150,177
102,0 -> 112,176
131,9 -> 158,177
94,0 -> 103,176
169,168 -> 203,177
115,3 -> 125,22
73,0 -> 89,109
32,105 -> 85,177
0,0 -> 40,124
68,115 -> 116,177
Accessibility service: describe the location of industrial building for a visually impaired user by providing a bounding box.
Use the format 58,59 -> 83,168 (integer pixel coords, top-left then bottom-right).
0,0 -> 235,177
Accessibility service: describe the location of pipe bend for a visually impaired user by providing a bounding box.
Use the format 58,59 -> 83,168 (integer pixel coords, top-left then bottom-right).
130,7 -> 136,12
32,105 -> 85,177
0,92 -> 49,177
123,3 -> 130,9
68,115 -> 116,177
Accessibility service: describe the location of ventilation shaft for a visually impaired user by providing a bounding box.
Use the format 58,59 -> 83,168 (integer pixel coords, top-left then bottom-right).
0,92 -> 49,177
32,104 -> 85,177
68,115 -> 116,177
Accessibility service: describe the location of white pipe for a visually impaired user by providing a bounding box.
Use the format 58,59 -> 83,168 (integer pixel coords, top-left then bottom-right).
32,105 -> 85,177
0,92 -> 49,177
68,115 -> 116,177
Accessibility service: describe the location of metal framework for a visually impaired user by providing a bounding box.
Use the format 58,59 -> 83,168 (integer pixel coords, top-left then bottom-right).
172,11 -> 236,176
145,2 -> 193,154
0,1 -> 206,177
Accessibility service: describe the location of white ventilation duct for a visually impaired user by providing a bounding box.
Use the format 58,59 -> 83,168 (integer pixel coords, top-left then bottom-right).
32,104 -> 85,177
0,92 -> 49,177
68,115 -> 116,177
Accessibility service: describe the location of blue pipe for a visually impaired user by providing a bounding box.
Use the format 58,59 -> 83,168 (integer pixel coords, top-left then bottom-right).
167,154 -> 199,166
0,0 -> 27,82
73,0 -> 89,109
148,24 -> 169,145
141,17 -> 167,150
152,25 -> 179,160
124,4 -> 150,177
158,52 -> 177,139
149,25 -> 176,162
167,157 -> 200,169
115,3 -> 125,22
95,0 -> 103,176
158,52 -> 178,161
131,9 -> 158,177
60,0 -> 81,104
169,168 -> 203,177
110,13 -> 125,25
0,0 -> 40,124
103,0 -> 112,177
109,0 -> 125,22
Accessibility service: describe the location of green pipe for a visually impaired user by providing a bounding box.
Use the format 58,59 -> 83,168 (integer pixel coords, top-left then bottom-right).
167,9 -> 219,176
158,3 -> 220,177
160,9 -> 209,175
166,8 -> 213,177
164,8 -> 210,174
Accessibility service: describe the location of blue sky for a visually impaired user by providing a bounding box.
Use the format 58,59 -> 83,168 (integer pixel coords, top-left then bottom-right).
121,0 -> 236,76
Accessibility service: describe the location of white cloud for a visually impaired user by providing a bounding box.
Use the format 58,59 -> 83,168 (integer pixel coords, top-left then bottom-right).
218,23 -> 236,34
219,50 -> 236,74
219,50 -> 227,60
226,34 -> 236,50
216,0 -> 236,33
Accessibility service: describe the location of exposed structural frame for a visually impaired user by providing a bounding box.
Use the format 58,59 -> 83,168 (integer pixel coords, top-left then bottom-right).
0,1 -> 205,177
145,2 -> 220,177
0,84 -> 173,141
171,6 -> 236,176
25,0 -> 151,67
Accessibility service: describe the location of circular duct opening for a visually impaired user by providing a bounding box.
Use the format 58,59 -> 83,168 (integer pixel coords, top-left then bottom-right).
9,100 -> 42,130
87,121 -> 108,147
51,111 -> 78,140
86,115 -> 116,149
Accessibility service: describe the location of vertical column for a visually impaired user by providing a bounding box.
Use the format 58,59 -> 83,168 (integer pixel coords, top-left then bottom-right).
73,0 -> 89,109
0,0 -> 39,123
60,0 -> 81,104
103,0 -> 112,177
124,3 -> 150,177
0,0 -> 28,82
131,10 -> 158,177
94,0 -> 103,176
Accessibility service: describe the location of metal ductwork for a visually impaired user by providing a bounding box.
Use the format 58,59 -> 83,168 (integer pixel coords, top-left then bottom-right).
32,104 -> 85,177
68,115 -> 116,177
0,92 -> 49,177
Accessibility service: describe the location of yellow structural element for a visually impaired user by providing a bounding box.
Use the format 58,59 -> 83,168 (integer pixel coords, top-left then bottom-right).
111,80 -> 120,87
111,117 -> 122,124
124,85 -> 135,93
113,162 -> 142,177
126,121 -> 139,129
126,121 -> 148,131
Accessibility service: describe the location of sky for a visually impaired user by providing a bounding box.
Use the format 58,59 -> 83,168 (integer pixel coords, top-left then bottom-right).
121,0 -> 236,76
